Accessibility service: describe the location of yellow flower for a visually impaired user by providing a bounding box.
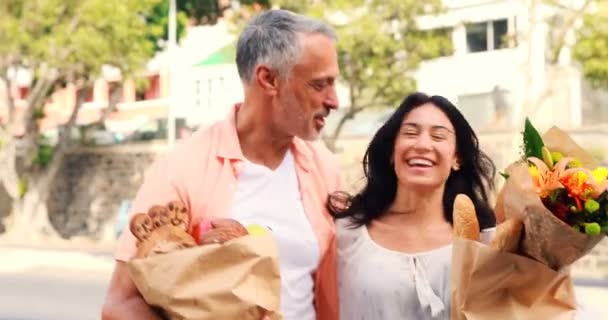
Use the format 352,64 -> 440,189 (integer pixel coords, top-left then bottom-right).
551,151 -> 564,163
573,171 -> 589,187
529,165 -> 540,178
569,159 -> 583,168
592,167 -> 608,184
561,166 -> 607,199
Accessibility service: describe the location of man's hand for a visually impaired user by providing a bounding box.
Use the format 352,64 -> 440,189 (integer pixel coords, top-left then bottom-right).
197,218 -> 249,245
101,261 -> 163,320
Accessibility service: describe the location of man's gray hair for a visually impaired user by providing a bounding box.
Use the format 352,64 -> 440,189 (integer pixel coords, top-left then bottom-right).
236,9 -> 337,84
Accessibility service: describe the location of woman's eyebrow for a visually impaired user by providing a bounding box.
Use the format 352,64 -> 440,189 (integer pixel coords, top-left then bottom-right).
401,122 -> 453,133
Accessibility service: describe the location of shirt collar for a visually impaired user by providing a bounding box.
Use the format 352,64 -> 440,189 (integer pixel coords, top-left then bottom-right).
216,103 -> 314,172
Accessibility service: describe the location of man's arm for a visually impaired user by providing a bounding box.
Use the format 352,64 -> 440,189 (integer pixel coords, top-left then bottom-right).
102,155 -> 178,319
101,261 -> 163,320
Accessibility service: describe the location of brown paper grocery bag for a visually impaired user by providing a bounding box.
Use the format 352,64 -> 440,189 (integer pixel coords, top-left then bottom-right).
128,233 -> 283,320
451,238 -> 577,320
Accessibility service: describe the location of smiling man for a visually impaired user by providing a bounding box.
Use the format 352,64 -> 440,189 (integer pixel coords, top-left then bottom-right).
102,9 -> 343,320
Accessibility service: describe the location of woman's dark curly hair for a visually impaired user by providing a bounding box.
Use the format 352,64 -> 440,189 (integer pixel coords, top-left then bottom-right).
328,92 -> 496,230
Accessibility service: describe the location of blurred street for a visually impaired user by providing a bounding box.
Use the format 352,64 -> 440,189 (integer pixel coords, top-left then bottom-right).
0,245 -> 607,319
0,247 -> 113,320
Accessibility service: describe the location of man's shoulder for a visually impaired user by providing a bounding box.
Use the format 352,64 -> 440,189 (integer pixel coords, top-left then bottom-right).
297,139 -> 339,165
163,120 -> 226,167
175,120 -> 227,152
295,139 -> 342,183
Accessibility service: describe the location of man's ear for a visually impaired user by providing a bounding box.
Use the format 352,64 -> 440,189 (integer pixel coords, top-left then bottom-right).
255,65 -> 279,95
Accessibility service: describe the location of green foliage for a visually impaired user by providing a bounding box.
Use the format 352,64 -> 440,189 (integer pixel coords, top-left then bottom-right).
32,135 -> 54,167
147,0 -> 190,51
573,2 -> 608,89
272,0 -> 452,138
18,177 -> 27,199
33,108 -> 45,120
0,0 -> 162,80
175,0 -> 272,26
523,117 -> 544,159
0,0 -> 164,202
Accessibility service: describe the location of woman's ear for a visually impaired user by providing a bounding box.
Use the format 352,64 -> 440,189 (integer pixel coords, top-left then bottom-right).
452,158 -> 461,171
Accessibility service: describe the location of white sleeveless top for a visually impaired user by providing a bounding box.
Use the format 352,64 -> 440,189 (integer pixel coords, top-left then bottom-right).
336,217 -> 495,320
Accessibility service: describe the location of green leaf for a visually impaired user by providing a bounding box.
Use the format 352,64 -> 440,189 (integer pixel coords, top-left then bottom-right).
18,177 -> 28,199
499,171 -> 510,180
523,117 -> 544,159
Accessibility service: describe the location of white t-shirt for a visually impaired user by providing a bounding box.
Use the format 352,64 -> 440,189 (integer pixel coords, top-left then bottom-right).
230,150 -> 319,320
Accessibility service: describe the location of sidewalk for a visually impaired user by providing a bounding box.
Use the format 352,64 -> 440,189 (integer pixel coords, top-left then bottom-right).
0,245 -> 115,274
0,244 -> 607,319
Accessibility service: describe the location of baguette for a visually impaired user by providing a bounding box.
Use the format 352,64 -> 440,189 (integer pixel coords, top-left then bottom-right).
490,218 -> 523,253
453,194 -> 480,241
494,188 -> 506,224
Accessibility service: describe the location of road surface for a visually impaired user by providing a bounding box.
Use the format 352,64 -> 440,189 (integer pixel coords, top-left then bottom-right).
0,268 -> 110,320
0,246 -> 607,319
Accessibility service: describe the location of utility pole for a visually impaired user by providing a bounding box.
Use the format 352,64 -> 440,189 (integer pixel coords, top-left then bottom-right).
167,0 -> 177,146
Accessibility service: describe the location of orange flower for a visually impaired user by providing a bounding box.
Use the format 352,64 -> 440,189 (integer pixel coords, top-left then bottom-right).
560,169 -> 605,200
527,157 -> 580,198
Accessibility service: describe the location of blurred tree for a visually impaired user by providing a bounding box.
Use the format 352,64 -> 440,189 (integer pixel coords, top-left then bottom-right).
0,0 -> 162,239
271,0 -> 453,150
177,0 -> 271,25
147,0 -> 190,51
573,1 -> 608,89
517,0 -> 594,122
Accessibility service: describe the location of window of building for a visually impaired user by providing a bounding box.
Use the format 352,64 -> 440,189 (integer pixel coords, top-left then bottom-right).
107,81 -> 123,106
17,86 -> 29,100
76,86 -> 94,103
457,86 -> 513,129
466,22 -> 488,52
493,19 -> 508,50
135,74 -> 161,101
466,18 -> 510,53
194,76 -> 225,108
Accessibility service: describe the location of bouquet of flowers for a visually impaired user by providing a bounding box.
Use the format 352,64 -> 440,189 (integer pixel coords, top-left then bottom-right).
450,119 -> 606,320
493,118 -> 606,269
522,118 -> 608,236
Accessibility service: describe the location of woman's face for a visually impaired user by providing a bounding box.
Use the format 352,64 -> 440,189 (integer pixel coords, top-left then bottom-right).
393,103 -> 460,191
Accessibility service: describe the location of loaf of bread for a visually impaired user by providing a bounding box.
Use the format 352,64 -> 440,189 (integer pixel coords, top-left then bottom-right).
490,218 -> 523,253
198,218 -> 249,245
130,200 -> 197,258
453,194 -> 480,241
135,225 -> 197,258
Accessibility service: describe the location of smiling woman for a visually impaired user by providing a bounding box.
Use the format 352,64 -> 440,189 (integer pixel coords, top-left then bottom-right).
328,92 -> 497,320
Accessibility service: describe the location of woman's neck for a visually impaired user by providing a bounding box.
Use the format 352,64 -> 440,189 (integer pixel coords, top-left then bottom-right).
382,184 -> 447,227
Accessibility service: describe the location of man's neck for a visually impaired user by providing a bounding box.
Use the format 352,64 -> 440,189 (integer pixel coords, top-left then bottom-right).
235,102 -> 293,170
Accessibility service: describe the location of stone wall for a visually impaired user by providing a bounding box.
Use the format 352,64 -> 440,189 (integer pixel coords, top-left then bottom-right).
47,143 -> 166,239
0,185 -> 11,233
